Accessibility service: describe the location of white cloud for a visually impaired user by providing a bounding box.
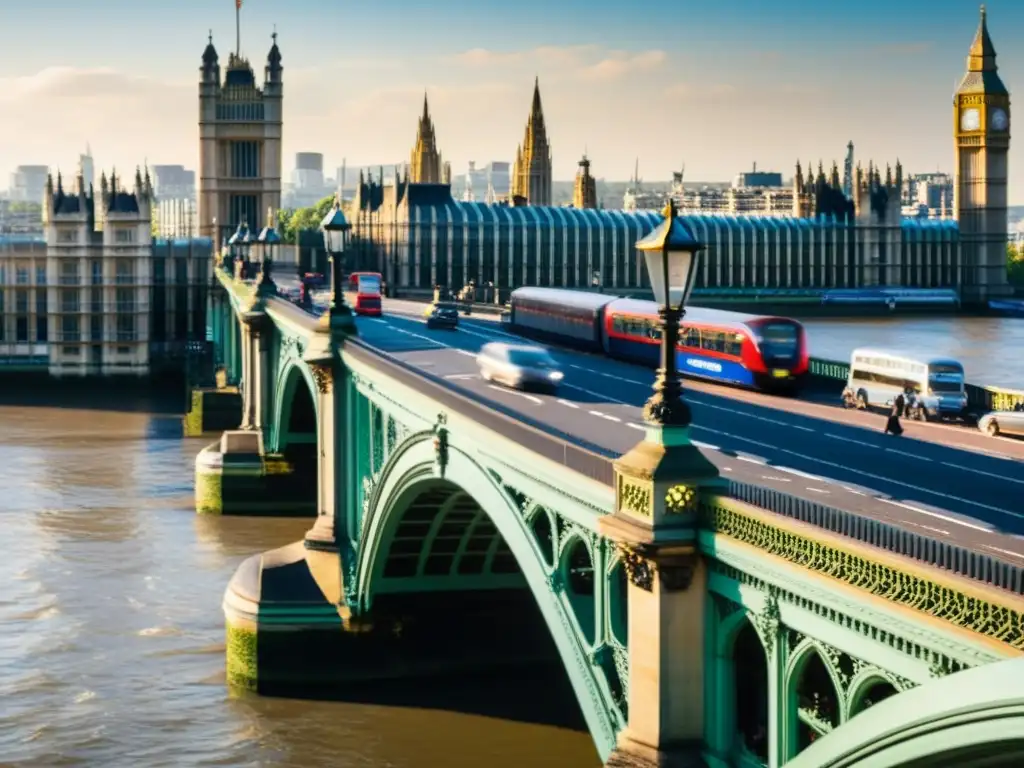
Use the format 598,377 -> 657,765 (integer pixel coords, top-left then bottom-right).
447,45 -> 599,69
577,50 -> 667,80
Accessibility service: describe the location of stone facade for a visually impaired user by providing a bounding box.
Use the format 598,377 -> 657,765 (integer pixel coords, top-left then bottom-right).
198,30 -> 283,245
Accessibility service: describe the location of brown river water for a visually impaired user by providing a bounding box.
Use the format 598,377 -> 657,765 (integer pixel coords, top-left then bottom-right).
0,390 -> 599,768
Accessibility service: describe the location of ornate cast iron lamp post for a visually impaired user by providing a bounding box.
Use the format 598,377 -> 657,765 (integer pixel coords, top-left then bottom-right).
302,200 -> 359,552
317,201 -> 356,333
600,199 -> 722,768
255,208 -> 280,296
635,197 -> 700,429
227,220 -> 252,279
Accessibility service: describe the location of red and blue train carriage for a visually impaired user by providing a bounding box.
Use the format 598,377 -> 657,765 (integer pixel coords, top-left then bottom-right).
508,287 -> 809,393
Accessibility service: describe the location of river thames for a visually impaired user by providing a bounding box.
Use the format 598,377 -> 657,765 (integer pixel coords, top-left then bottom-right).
800,315 -> 1023,390
0,394 -> 599,768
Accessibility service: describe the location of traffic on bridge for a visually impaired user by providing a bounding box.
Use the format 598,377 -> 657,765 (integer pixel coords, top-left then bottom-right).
351,299 -> 1024,559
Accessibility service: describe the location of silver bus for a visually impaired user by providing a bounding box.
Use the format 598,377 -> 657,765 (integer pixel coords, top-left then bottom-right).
843,348 -> 968,421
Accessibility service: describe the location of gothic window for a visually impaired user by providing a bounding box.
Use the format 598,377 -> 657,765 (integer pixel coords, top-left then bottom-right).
794,649 -> 841,753
733,621 -> 768,762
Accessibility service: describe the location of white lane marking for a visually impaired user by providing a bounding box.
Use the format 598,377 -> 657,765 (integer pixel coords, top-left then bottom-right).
982,544 -> 1024,562
562,383 -> 630,405
886,447 -> 931,461
940,461 -> 1024,486
696,398 -> 815,432
588,410 -> 621,423
443,373 -> 476,380
776,466 -> 830,483
371,319 -> 1023,502
487,385 -> 542,405
455,349 -> 477,358
826,433 -> 875,448
692,439 -> 720,451
842,486 -> 867,496
557,399 -> 580,409
627,423 -> 645,431
737,456 -> 765,465
700,426 -> 1024,522
761,475 -> 792,482
569,364 -> 646,386
877,498 -> 993,533
806,487 -> 829,494
902,521 -> 951,536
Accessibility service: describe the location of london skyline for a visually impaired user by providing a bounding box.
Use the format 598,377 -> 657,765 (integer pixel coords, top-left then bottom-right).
2,0 -> 1022,199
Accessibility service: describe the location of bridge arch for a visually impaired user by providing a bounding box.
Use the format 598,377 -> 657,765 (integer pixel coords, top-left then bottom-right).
357,433 -> 619,760
785,657 -> 1024,768
844,670 -> 899,722
785,638 -> 848,758
272,357 -> 319,454
713,608 -> 770,763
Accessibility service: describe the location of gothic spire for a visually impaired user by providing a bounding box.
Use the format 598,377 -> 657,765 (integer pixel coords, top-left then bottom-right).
968,4 -> 997,72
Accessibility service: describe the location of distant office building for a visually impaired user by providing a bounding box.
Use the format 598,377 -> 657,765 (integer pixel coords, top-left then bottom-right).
902,173 -> 954,218
462,161 -> 488,202
78,146 -> 94,193
732,163 -> 783,189
151,165 -> 196,202
10,166 -> 49,204
287,152 -> 332,208
156,198 -> 199,238
486,162 -> 511,203
0,200 -> 44,235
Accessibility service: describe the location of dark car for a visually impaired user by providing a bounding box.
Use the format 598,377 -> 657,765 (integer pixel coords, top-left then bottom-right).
425,301 -> 460,329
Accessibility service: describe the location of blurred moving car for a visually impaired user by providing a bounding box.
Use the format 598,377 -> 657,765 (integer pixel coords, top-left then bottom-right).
477,342 -> 563,392
977,407 -> 1024,438
425,301 -> 460,329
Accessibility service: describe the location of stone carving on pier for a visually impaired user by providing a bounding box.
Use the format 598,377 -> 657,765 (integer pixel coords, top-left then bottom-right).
309,362 -> 333,394
617,543 -> 697,592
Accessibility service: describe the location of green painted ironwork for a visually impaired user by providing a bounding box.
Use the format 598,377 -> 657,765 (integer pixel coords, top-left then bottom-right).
209,268 -> 1024,766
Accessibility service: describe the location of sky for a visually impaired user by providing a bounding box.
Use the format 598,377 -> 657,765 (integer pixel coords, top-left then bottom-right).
3,0 -> 1024,200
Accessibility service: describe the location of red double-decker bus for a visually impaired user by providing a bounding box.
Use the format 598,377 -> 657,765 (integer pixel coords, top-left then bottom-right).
346,272 -> 383,316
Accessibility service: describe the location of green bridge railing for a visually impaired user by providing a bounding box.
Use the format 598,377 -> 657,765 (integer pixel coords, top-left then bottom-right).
807,357 -> 1024,414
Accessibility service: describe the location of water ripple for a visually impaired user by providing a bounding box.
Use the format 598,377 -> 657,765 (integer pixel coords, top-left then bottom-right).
0,404 -> 600,768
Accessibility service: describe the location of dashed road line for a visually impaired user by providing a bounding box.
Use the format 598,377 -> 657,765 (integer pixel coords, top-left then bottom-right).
982,544 -> 1024,562
588,410 -> 621,423
886,447 -> 931,461
940,460 -> 1024,486
443,373 -> 476,380
826,433 -> 875,448
487,385 -> 542,405
557,399 -> 580,409
806,487 -> 829,494
562,383 -> 630,405
776,466 -> 829,483
692,439 -> 720,451
626,422 -> 645,431
760,475 -> 792,482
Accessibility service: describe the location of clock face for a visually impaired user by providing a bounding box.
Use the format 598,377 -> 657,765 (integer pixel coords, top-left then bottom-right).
992,108 -> 1009,131
961,108 -> 981,132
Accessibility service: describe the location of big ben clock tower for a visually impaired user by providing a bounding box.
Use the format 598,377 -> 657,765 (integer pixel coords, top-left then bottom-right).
955,5 -> 1011,301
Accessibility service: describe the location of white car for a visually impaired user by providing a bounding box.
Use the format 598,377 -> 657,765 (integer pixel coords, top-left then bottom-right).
477,342 -> 564,392
977,409 -> 1024,438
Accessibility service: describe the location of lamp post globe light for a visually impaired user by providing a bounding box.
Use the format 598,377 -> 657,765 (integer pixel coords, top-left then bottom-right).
255,210 -> 281,296
319,201 -> 356,331
228,220 -> 252,280
633,198 -> 702,428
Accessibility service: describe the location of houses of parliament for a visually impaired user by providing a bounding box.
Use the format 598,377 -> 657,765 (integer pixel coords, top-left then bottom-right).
343,6 -> 1010,304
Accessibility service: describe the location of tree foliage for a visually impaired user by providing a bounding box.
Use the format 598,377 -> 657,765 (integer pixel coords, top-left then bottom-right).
1009,243 -> 1024,287
277,195 -> 336,244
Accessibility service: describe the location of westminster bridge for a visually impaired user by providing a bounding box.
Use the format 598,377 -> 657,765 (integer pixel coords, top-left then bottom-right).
194,261 -> 1024,768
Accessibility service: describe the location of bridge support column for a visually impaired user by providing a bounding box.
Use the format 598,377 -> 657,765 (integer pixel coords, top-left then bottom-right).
239,319 -> 257,429
600,423 -> 723,768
